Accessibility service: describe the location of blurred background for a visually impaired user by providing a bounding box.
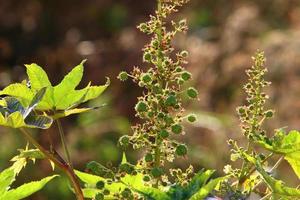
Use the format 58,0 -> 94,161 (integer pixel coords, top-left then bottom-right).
0,0 -> 300,199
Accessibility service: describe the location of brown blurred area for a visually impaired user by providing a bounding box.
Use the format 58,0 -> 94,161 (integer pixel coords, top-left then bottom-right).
0,0 -> 300,199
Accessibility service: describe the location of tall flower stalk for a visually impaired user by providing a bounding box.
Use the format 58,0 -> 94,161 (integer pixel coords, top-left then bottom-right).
118,0 -> 198,187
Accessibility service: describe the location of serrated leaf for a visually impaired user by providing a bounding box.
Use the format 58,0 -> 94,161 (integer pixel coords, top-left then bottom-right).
255,160 -> 300,197
23,87 -> 47,118
54,60 -> 85,108
0,168 -> 15,193
24,114 -> 53,129
52,108 -> 97,119
6,112 -> 26,128
0,175 -> 58,200
189,176 -> 226,200
0,84 -> 34,107
25,63 -> 51,89
256,130 -> 300,179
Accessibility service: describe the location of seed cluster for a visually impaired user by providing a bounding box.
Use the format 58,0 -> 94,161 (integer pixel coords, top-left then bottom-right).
118,0 -> 197,186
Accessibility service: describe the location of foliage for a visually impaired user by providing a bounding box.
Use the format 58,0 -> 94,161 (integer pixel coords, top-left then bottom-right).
0,0 -> 299,200
0,153 -> 58,200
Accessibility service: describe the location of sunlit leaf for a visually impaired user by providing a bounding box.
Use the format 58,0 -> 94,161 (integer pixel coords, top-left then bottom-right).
189,176 -> 226,200
0,84 -> 34,107
25,63 -> 51,89
0,168 -> 15,193
255,160 -> 300,197
256,130 -> 300,179
0,175 -> 58,200
54,60 -> 85,109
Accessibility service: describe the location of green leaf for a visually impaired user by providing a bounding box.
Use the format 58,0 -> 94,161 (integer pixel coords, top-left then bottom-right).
0,96 -> 53,129
52,108 -> 97,119
23,87 -> 47,118
189,176 -> 226,200
256,130 -> 300,179
53,60 -> 85,108
6,112 -> 26,128
0,175 -> 58,200
25,63 -> 51,89
0,84 -> 34,107
0,168 -> 15,193
75,170 -> 104,185
255,160 -> 300,197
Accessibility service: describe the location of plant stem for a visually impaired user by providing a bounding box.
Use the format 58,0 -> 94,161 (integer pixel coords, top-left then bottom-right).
56,119 -> 73,168
153,0 -> 163,188
19,128 -> 84,200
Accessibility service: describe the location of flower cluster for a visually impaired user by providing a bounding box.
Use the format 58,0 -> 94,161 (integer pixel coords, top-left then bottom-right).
118,0 -> 197,186
236,51 -> 274,141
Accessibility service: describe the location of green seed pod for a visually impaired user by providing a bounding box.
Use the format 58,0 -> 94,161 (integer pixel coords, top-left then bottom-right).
164,115 -> 174,125
144,153 -> 153,162
119,163 -> 135,174
176,144 -> 188,156
181,71 -> 191,81
165,95 -> 177,107
171,124 -> 183,134
95,193 -> 104,200
119,135 -> 130,147
151,167 -> 163,178
143,175 -> 151,182
103,189 -> 110,195
159,129 -> 169,138
117,71 -> 128,81
138,23 -> 148,32
147,111 -> 154,118
237,107 -> 246,115
142,73 -> 152,83
135,101 -> 147,112
187,114 -> 197,123
180,50 -> 189,57
187,87 -> 198,98
175,66 -> 183,72
265,110 -> 274,118
143,52 -> 152,62
121,188 -> 132,198
96,181 -> 105,189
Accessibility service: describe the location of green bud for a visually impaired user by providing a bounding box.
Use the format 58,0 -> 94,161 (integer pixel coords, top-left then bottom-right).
96,181 -> 105,189
151,167 -> 164,178
159,129 -> 169,138
176,144 -> 188,156
143,175 -> 151,182
187,87 -> 198,98
135,101 -> 147,112
142,73 -> 152,83
165,95 -> 177,107
187,114 -> 197,123
118,71 -> 128,81
181,71 -> 191,81
145,153 -> 153,162
95,193 -> 104,200
147,111 -> 154,118
171,124 -> 183,134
